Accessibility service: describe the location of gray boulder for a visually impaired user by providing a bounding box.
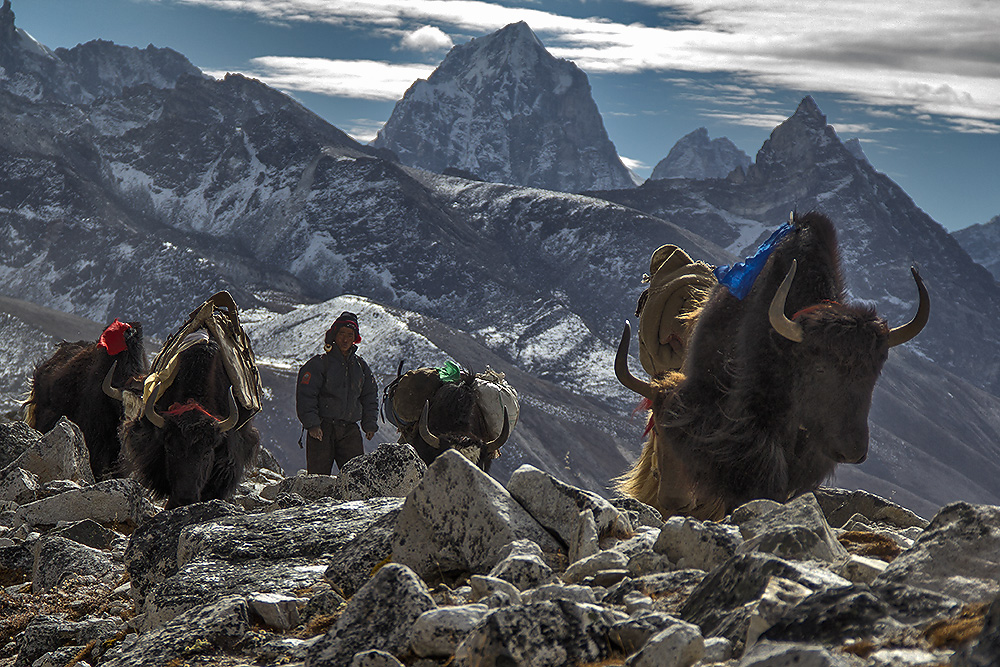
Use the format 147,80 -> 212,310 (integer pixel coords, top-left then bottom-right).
507,464 -> 631,545
737,493 -> 850,564
31,534 -> 115,592
337,442 -> 426,501
14,615 -> 121,667
307,563 -> 436,667
15,478 -> 157,530
453,599 -> 627,667
654,515 -> 742,571
1,418 -> 94,485
392,451 -> 562,578
102,596 -> 250,667
324,503 -> 402,597
487,539 -> 555,591
875,503 -> 1000,603
125,499 -> 244,603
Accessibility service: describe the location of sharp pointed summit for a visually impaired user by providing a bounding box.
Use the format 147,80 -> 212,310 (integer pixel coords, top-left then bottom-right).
649,127 -> 751,180
373,22 -> 635,193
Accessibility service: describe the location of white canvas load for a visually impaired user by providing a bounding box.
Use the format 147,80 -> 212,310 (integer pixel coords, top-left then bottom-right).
474,367 -> 519,440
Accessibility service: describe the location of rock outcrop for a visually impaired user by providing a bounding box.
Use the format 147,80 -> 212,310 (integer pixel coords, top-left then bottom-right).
2,419 -> 999,667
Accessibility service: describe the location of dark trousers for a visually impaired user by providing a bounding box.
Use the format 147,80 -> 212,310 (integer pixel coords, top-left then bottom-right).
306,420 -> 364,474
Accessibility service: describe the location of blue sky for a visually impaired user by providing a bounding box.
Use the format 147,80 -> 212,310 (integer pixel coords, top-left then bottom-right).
12,0 -> 1000,232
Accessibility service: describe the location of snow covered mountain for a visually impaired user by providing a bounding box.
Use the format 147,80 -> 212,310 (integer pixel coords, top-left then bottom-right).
649,127 -> 751,180
953,215 -> 1000,281
1,2 -> 998,515
373,22 -> 635,193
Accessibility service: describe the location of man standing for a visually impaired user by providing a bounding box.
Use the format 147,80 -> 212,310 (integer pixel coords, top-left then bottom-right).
296,311 -> 378,474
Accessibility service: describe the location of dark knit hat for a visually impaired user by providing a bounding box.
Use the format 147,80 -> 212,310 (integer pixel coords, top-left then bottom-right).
326,311 -> 361,346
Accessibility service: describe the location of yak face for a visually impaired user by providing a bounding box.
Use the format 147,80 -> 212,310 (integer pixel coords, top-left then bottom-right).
410,380 -> 510,473
122,340 -> 259,509
785,303 -> 890,467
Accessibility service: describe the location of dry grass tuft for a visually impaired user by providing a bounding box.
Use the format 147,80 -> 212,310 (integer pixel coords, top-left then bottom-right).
838,531 -> 903,561
924,602 -> 990,649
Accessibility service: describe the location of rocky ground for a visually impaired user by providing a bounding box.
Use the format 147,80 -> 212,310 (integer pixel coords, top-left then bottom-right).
1,419 -> 999,667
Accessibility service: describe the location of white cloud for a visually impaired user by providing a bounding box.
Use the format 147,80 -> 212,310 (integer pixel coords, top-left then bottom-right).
179,0 -> 1000,131
399,25 -> 453,52
215,57 -> 434,101
619,156 -> 647,171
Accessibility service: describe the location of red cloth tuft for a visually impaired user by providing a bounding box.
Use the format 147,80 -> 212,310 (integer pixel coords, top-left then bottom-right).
99,319 -> 131,355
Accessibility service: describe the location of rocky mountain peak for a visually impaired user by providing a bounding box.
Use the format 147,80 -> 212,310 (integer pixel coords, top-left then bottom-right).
747,96 -> 853,184
373,22 -> 635,193
649,127 -> 751,180
0,0 -> 15,45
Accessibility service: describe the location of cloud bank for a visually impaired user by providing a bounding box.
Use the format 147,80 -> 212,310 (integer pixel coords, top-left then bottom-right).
179,0 -> 1000,133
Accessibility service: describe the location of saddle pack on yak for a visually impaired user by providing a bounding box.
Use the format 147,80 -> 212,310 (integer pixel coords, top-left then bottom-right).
634,244 -> 717,376
139,291 -> 262,428
382,361 -> 519,444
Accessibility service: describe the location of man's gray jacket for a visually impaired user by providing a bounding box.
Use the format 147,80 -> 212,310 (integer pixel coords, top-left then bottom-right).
296,346 -> 379,434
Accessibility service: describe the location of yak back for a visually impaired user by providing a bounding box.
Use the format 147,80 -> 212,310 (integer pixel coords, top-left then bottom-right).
148,291 -> 261,429
25,322 -> 146,479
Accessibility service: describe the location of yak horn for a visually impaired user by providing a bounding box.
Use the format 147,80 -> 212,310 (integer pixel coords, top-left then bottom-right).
102,361 -> 123,402
769,260 -> 805,343
144,382 -> 166,428
485,408 -> 511,453
217,388 -> 240,433
887,266 -> 930,347
419,401 -> 441,449
615,321 -> 656,401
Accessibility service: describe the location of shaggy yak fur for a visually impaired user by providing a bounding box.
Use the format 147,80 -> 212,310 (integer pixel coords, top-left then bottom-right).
122,339 -> 259,509
25,322 -> 147,480
616,211 -> 929,520
403,372 -> 510,473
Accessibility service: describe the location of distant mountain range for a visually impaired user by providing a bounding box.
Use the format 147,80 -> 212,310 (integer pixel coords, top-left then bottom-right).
1,5 -> 999,517
649,127 -> 751,181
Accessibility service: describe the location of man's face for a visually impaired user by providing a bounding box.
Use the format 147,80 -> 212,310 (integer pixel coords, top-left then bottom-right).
335,326 -> 356,353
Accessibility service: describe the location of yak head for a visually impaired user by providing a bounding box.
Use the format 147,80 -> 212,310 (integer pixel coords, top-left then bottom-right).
414,379 -> 510,472
767,259 -> 929,467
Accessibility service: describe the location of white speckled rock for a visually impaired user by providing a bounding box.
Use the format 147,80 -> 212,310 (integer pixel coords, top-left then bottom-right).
15,478 -> 157,530
249,592 -> 306,631
507,464 -> 631,544
563,549 -> 628,584
350,649 -> 404,667
488,539 -> 555,591
739,640 -> 853,666
453,599 -> 627,667
625,621 -> 704,667
654,515 -> 742,571
737,493 -> 849,564
3,418 -> 94,486
307,564 -> 436,667
392,451 -> 562,578
411,604 -> 491,657
31,534 -> 115,592
338,442 -> 426,501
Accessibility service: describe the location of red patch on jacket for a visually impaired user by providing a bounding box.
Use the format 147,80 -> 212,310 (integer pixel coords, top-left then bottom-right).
301,372 -> 311,385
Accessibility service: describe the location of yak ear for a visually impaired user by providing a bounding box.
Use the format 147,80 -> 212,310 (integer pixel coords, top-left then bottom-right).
418,401 -> 441,448
102,361 -> 123,401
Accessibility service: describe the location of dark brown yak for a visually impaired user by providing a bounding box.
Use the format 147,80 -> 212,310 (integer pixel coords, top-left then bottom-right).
118,338 -> 260,509
25,321 -> 147,480
615,212 -> 930,520
403,373 -> 510,473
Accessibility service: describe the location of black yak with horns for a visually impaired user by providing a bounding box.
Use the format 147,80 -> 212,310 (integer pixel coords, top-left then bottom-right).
115,292 -> 261,509
615,212 -> 930,520
25,320 -> 147,480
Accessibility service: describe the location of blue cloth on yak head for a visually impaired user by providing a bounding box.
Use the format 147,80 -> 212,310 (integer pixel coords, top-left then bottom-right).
713,222 -> 793,300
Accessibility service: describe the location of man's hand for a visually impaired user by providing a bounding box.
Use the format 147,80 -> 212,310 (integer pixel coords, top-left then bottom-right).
365,431 -> 375,440
308,426 -> 323,440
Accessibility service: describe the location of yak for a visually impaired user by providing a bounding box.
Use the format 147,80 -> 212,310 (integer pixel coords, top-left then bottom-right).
116,335 -> 260,509
25,320 -> 147,480
399,372 -> 511,473
615,211 -> 930,520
